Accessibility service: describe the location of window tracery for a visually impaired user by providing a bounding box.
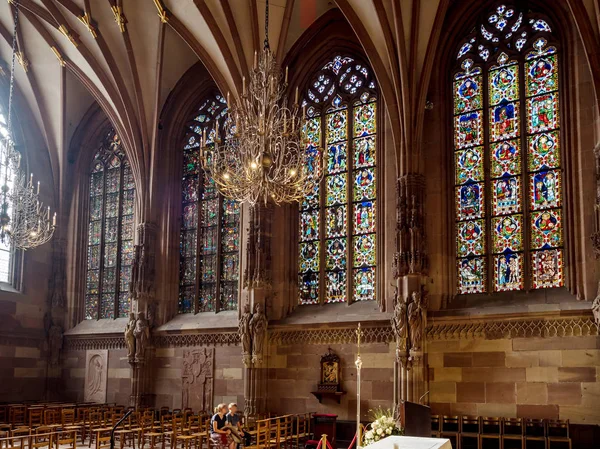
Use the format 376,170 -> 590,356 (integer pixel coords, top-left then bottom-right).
299,55 -> 378,305
85,131 -> 135,319
453,4 -> 563,293
179,93 -> 240,313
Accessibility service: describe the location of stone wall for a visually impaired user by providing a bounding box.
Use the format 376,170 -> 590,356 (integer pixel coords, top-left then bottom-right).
428,334 -> 600,424
61,348 -> 131,405
0,342 -> 46,402
266,340 -> 395,420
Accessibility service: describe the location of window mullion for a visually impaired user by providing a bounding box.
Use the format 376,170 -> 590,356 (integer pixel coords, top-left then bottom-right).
97,162 -> 108,320
319,113 -> 326,305
193,169 -> 204,314
347,105 -> 354,305
215,194 -> 224,312
113,162 -> 125,319
519,59 -> 531,291
483,66 -> 493,294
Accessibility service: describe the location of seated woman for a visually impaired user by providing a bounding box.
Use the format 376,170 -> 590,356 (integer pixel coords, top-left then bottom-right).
211,403 -> 235,449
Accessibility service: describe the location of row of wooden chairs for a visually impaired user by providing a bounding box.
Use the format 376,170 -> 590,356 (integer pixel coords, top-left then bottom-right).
432,415 -> 571,449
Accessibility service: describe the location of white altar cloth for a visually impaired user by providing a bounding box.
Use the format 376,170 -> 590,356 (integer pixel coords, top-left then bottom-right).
362,436 -> 452,449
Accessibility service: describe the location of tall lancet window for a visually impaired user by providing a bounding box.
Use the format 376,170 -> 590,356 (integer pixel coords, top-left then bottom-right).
298,55 -> 378,305
0,108 -> 15,284
85,131 -> 135,319
453,5 -> 563,294
179,93 -> 240,314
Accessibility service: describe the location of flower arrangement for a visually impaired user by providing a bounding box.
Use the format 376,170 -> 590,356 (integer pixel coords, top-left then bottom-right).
362,408 -> 403,446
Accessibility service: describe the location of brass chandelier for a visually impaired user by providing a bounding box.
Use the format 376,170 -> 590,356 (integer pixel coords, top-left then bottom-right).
200,0 -> 322,206
0,0 -> 56,250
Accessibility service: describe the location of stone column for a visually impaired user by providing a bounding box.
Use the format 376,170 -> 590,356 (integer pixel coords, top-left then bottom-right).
241,204 -> 272,416
592,145 -> 600,327
127,222 -> 157,408
393,174 -> 429,407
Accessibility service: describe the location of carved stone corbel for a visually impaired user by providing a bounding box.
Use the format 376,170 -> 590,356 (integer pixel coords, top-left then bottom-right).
395,174 -> 427,277
244,205 -> 273,289
130,223 -> 157,306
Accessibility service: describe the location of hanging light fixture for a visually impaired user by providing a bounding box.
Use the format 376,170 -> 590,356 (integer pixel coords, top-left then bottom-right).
0,0 -> 56,249
200,0 -> 322,206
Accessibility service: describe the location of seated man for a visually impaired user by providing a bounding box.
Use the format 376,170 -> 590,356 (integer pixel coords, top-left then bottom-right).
226,403 -> 251,447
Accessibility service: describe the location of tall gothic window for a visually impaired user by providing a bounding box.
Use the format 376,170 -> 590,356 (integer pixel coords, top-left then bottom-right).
453,5 -> 563,294
0,108 -> 15,284
298,55 -> 378,305
179,93 -> 240,313
85,131 -> 135,319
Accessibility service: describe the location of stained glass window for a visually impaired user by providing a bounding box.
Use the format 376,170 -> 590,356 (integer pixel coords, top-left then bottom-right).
298,55 -> 378,304
179,93 -> 240,313
0,108 -> 15,285
453,5 -> 563,293
84,131 -> 135,319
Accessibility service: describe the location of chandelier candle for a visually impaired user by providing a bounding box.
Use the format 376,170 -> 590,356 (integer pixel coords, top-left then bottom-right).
200,0 -> 322,206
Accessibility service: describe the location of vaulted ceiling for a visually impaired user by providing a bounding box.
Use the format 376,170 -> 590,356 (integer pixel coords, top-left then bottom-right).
1,0 -> 599,219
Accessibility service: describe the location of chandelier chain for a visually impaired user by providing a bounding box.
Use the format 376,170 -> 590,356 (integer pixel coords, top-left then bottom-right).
6,0 -> 20,136
264,0 -> 270,50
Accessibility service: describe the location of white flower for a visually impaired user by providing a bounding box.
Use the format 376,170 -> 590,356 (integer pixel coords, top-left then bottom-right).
377,428 -> 383,435
386,428 -> 392,435
365,431 -> 373,439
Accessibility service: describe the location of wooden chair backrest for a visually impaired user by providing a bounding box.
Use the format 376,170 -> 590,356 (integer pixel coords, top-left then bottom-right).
442,415 -> 460,432
503,418 -> 523,435
29,409 -> 43,427
546,419 -> 568,437
255,420 -> 270,449
62,409 -> 76,426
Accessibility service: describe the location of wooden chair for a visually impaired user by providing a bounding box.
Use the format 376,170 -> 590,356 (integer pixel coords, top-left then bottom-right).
31,427 -> 53,449
480,417 -> 501,449
62,409 -> 85,444
55,429 -> 77,449
460,416 -> 480,449
440,416 -> 460,449
546,420 -> 570,449
43,410 -> 60,431
431,415 -> 441,438
28,410 -> 44,430
114,413 -> 140,449
245,420 -> 270,449
9,408 -> 26,427
502,418 -> 524,449
138,413 -> 163,449
95,435 -> 111,449
10,427 -> 31,449
524,419 -> 546,449
292,414 -> 310,449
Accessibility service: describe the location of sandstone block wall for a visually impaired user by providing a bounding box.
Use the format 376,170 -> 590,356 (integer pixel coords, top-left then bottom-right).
428,335 -> 600,424
266,341 -> 395,420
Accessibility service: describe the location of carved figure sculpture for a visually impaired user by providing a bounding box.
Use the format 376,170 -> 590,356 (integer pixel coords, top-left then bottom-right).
125,313 -> 136,359
239,304 -> 252,366
133,312 -> 150,361
87,354 -> 104,400
593,283 -> 600,328
408,291 -> 426,352
48,322 -> 63,366
391,295 -> 408,360
250,303 -> 268,364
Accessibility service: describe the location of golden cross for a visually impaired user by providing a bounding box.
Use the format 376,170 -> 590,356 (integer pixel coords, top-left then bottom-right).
356,322 -> 362,355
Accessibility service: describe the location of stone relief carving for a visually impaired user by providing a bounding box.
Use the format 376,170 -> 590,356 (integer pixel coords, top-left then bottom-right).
125,313 -> 136,360
133,312 -> 150,362
408,290 -> 427,353
182,347 -> 214,413
239,304 -> 252,367
391,293 -> 408,362
592,283 -> 600,328
84,350 -> 108,403
250,303 -> 268,365
395,175 -> 427,277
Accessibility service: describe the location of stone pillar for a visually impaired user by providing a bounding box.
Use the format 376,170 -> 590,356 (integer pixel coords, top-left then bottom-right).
127,222 -> 157,408
592,145 -> 600,327
241,204 -> 272,416
393,174 -> 429,407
